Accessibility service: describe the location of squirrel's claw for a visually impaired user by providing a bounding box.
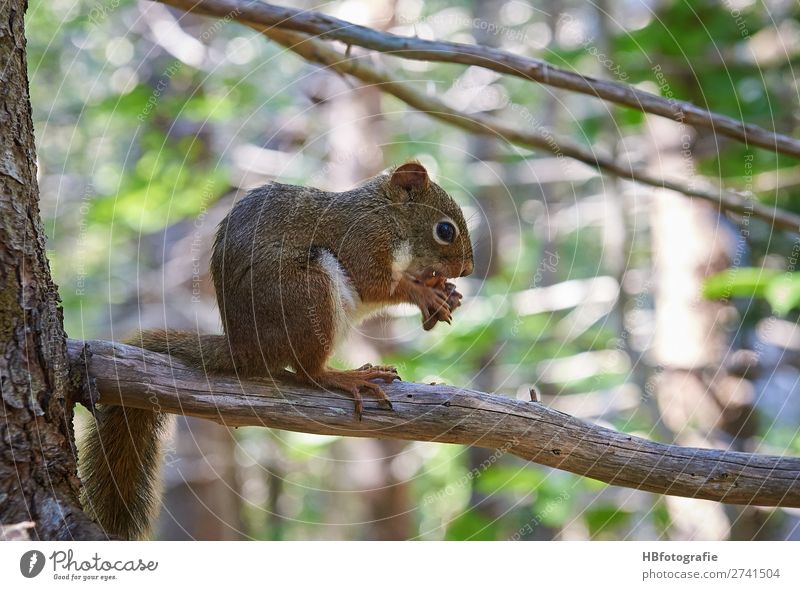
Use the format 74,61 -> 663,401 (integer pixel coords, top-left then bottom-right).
353,394 -> 364,421
311,367 -> 397,420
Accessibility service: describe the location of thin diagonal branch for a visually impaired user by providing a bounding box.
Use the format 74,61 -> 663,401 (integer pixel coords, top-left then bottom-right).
69,339 -> 800,507
158,0 -> 800,160
257,27 -> 800,232
153,0 -> 800,231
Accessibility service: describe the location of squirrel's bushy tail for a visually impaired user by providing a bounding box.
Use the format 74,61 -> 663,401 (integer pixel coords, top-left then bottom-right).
125,329 -> 234,372
80,406 -> 168,540
80,330 -> 232,539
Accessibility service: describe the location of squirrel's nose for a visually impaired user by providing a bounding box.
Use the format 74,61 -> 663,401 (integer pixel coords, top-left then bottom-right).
460,260 -> 474,277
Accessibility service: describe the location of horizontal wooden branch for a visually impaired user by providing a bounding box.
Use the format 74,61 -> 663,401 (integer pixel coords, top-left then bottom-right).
68,339 -> 800,507
255,27 -> 800,232
158,0 -> 800,160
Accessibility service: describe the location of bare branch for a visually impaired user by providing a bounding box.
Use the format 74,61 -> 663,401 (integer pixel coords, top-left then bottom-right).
255,27 -> 800,232
68,339 -> 800,508
152,0 -> 800,232
158,0 -> 800,160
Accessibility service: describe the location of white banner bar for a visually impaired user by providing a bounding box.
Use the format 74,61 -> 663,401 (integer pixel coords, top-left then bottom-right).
1,541 -> 796,589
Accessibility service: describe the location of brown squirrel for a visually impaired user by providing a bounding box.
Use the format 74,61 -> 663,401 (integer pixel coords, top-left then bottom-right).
79,161 -> 474,539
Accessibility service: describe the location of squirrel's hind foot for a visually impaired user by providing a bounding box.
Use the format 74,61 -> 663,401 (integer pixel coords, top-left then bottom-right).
311,367 -> 400,420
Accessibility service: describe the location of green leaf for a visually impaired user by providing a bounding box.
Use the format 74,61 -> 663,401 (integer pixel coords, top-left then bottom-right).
586,505 -> 632,538
444,510 -> 501,541
765,273 -> 800,316
533,492 -> 573,528
476,466 -> 546,496
702,267 -> 780,301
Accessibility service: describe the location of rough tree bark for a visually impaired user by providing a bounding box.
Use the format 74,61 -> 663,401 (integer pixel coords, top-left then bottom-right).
0,0 -> 105,540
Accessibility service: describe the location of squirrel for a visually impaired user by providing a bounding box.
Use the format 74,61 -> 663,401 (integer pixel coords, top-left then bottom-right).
79,161 -> 474,539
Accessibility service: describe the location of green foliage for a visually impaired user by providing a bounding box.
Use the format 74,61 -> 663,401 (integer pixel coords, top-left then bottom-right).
585,504 -> 633,539
703,268 -> 800,315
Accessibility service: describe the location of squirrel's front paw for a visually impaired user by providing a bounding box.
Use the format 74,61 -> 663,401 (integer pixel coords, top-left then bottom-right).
417,285 -> 450,330
421,275 -> 463,331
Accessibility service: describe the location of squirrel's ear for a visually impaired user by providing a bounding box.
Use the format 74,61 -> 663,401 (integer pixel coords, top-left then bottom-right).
390,161 -> 429,195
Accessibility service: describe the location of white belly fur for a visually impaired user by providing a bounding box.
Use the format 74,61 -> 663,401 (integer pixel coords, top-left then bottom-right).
318,242 -> 413,347
317,249 -> 381,347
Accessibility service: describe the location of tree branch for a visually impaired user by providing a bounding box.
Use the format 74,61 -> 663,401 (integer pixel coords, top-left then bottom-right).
158,0 -> 800,160
255,27 -> 800,232
154,0 -> 800,232
68,339 -> 800,508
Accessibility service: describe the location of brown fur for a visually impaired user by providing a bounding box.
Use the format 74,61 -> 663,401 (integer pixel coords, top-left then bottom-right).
80,162 -> 473,538
79,405 -> 168,540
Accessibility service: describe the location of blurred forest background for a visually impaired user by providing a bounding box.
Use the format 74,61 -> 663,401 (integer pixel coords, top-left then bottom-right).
28,0 -> 800,540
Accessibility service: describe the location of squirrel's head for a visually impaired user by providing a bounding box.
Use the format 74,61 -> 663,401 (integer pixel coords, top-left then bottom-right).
386,161 -> 474,279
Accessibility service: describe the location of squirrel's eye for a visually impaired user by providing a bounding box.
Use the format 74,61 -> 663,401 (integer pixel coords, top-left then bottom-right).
434,221 -> 456,245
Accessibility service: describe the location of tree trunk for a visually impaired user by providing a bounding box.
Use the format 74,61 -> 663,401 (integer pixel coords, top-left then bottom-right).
648,114 -> 736,540
158,417 -> 244,540
0,0 -> 103,540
